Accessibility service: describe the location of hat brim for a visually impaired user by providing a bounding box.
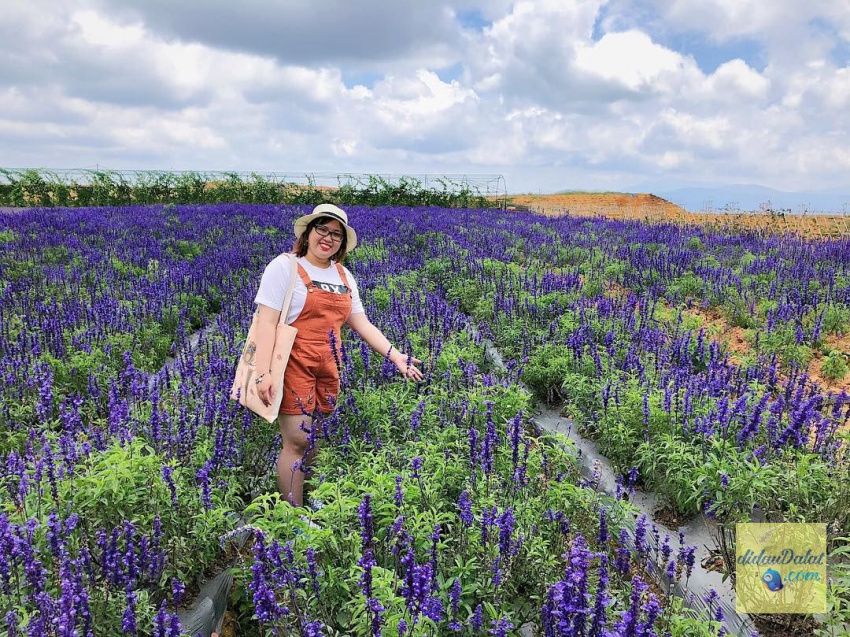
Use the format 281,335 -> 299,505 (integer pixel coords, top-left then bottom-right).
294,212 -> 358,252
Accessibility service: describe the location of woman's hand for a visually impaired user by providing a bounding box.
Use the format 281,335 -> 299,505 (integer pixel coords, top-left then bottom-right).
391,352 -> 424,382
344,314 -> 425,382
256,374 -> 275,406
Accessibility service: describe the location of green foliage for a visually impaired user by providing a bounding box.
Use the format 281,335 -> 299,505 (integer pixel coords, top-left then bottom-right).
522,345 -> 575,402
603,260 -> 627,281
814,537 -> 850,637
686,236 -> 704,251
370,287 -> 391,311
444,279 -> 495,321
173,239 -> 204,260
757,325 -> 812,367
22,435 -> 235,587
668,272 -> 704,299
581,276 -> 604,298
822,350 -> 848,381
232,342 -> 669,635
42,245 -> 70,265
560,371 -> 598,412
663,598 -> 726,637
59,438 -> 176,531
785,344 -> 813,368
0,169 -> 497,208
109,255 -> 146,277
556,245 -> 589,267
822,303 -> 850,335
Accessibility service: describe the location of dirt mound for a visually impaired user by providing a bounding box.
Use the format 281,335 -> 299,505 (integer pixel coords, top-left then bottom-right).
503,192 -> 850,238
505,192 -> 686,220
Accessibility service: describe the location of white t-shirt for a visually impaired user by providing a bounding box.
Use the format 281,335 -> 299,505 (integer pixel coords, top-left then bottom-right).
254,255 -> 364,324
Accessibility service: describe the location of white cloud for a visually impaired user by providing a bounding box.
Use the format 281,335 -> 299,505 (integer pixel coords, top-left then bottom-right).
1,0 -> 849,195
656,110 -> 731,151
72,9 -> 144,47
372,71 -> 478,123
574,30 -> 687,90
703,59 -> 770,100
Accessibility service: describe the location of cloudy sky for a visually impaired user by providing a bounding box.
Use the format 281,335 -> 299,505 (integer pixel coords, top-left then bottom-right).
2,0 -> 850,195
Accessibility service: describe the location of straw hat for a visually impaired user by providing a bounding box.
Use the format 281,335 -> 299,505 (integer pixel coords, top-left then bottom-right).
293,204 -> 357,251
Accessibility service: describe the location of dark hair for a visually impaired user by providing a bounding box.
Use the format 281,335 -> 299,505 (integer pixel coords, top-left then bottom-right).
293,216 -> 349,262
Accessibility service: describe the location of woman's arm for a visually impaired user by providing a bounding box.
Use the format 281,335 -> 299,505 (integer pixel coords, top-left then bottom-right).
254,304 -> 281,405
345,312 -> 424,381
253,304 -> 281,374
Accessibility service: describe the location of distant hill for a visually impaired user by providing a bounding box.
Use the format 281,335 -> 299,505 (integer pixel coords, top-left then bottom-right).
654,184 -> 850,213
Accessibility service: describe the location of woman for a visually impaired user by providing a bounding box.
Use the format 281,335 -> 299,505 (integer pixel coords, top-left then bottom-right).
252,203 -> 423,507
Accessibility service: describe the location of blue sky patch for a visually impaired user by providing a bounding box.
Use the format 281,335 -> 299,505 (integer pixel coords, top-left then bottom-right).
342,71 -> 384,90
665,32 -> 765,73
832,38 -> 850,67
456,8 -> 491,31
809,17 -> 850,67
592,0 -> 764,73
436,62 -> 464,84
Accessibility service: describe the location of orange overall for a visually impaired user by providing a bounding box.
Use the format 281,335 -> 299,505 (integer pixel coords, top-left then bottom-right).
279,261 -> 353,416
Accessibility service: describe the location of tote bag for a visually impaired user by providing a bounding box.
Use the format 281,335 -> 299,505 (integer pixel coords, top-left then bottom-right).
231,253 -> 298,423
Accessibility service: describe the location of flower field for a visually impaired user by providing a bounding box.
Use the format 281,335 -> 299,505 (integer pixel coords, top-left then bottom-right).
1,203 -> 848,636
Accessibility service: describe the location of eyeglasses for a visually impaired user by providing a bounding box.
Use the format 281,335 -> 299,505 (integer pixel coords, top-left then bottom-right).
314,224 -> 344,243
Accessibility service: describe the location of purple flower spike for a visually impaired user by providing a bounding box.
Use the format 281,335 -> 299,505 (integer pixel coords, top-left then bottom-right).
458,490 -> 474,527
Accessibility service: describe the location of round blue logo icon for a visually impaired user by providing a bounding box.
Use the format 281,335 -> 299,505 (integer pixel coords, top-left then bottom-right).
762,568 -> 784,592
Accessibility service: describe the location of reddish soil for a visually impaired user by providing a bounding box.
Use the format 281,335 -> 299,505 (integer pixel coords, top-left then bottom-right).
508,192 -> 685,221
604,281 -> 630,299
602,279 -> 849,419
505,192 -> 850,239
808,333 -> 850,395
683,307 -> 751,363
684,307 -> 850,395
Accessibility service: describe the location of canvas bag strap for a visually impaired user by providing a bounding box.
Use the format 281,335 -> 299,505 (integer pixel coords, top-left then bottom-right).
277,254 -> 298,326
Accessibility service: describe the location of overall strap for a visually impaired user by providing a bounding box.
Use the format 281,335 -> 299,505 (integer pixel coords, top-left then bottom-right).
295,262 -> 314,289
335,263 -> 352,292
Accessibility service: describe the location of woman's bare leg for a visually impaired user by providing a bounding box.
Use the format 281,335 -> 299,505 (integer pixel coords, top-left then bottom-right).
277,413 -> 321,507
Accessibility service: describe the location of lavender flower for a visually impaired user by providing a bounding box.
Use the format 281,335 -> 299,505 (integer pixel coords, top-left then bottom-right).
410,456 -> 423,480
307,548 -> 321,597
172,578 -> 185,606
597,507 -> 609,545
359,495 -> 375,551
489,617 -> 514,636
394,475 -> 404,508
161,465 -> 177,505
614,528 -> 632,575
122,589 -> 138,635
4,611 -> 18,637
472,605 -> 484,631
634,514 -> 648,557
449,578 -> 462,631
